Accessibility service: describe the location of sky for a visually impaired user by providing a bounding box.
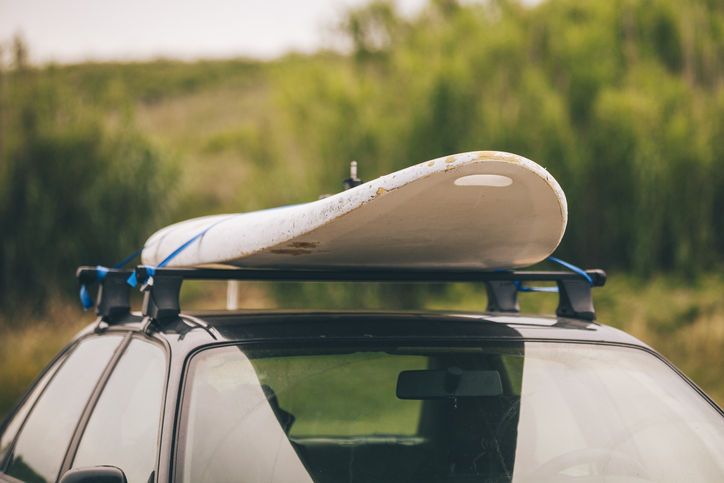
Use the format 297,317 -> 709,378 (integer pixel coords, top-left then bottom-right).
0,0 -> 433,64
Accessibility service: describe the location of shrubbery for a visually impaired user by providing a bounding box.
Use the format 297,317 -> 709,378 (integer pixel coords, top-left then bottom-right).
277,0 -> 724,275
0,39 -> 178,310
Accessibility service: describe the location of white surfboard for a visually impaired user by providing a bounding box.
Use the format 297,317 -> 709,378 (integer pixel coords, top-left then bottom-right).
141,151 -> 567,271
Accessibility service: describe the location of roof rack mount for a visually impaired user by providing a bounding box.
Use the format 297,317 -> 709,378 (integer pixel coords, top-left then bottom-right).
76,267 -> 132,319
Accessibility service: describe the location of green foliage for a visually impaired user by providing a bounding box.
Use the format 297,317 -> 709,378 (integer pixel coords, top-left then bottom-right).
0,41 -> 178,309
0,301 -> 87,423
270,282 -> 437,311
59,58 -> 264,105
275,0 -> 724,275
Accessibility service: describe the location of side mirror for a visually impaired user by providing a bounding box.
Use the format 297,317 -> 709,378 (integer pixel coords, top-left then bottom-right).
59,466 -> 127,483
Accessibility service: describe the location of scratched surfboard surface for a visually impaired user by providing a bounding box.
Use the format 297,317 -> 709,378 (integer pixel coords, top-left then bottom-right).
141,151 -> 567,271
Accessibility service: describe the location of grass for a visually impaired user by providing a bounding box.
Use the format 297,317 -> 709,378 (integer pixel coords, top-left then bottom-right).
2,273 -> 723,423
0,300 -> 89,422
254,353 -> 427,436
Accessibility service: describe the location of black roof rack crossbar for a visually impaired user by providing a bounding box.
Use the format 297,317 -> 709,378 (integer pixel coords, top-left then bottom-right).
133,267 -> 607,285
131,266 -> 605,321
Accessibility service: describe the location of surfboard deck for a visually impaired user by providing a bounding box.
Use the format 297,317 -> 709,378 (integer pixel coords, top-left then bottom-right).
141,151 -> 568,271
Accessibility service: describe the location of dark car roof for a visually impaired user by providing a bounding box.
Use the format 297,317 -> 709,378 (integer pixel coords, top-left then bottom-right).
90,310 -> 648,358
187,310 -> 640,343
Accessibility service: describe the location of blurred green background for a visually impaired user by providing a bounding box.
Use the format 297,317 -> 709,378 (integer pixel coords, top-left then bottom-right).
2,0 -> 724,419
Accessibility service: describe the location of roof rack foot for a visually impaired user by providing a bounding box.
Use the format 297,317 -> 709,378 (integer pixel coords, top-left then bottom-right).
556,279 -> 596,320
485,281 -> 520,313
96,271 -> 132,318
76,267 -> 132,319
142,276 -> 183,320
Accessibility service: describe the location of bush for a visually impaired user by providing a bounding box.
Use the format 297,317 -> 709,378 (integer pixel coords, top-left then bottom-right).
0,39 -> 178,311
276,0 -> 724,275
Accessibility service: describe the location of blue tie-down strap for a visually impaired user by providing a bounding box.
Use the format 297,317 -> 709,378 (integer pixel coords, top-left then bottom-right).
126,232 -> 199,288
127,216 -> 232,288
79,266 -> 110,310
514,281 -> 559,293
515,256 -> 593,293
79,248 -> 143,309
547,256 -> 593,286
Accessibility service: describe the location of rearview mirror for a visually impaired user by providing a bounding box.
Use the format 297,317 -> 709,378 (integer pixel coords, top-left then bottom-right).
59,466 -> 128,483
397,367 -> 502,399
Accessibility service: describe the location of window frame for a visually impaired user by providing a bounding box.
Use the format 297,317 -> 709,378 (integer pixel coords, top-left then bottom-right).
65,333 -> 171,483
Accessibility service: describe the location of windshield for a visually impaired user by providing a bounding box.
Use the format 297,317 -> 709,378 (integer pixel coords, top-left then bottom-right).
176,342 -> 724,483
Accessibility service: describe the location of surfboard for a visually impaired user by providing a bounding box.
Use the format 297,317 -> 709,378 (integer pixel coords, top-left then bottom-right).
141,151 -> 568,271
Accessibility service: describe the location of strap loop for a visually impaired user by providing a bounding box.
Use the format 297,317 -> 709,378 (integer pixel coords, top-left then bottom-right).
79,265 -> 111,310
547,256 -> 593,286
78,248 -> 142,309
515,256 -> 592,293
127,217 -> 231,287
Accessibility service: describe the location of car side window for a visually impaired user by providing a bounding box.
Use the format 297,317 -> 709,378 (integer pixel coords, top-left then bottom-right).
72,338 -> 166,483
0,355 -> 65,464
4,335 -> 124,483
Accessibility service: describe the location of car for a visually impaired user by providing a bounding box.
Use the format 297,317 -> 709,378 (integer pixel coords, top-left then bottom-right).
1,264 -> 723,483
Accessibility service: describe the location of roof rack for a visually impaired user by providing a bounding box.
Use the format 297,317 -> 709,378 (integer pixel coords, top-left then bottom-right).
76,268 -> 133,319
77,266 -> 606,322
